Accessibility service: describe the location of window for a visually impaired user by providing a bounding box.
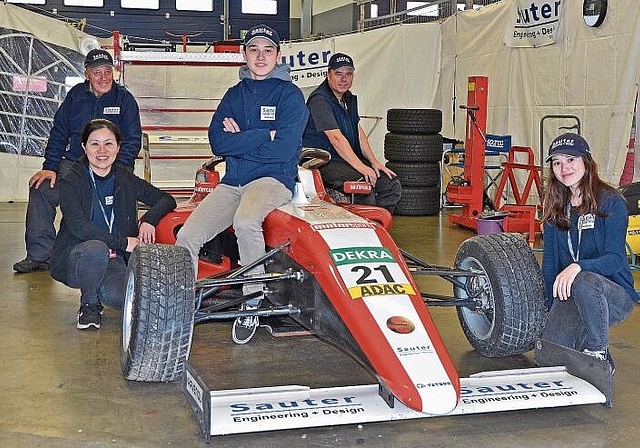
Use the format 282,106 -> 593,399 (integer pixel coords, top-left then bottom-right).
6,0 -> 46,4
176,0 -> 213,11
457,3 -> 482,11
121,0 -> 158,9
371,4 -> 378,18
242,0 -> 277,15
64,0 -> 104,6
407,2 -> 438,17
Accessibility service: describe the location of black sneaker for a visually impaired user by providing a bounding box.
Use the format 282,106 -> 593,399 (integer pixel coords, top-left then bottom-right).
77,304 -> 102,330
13,258 -> 50,273
232,304 -> 259,344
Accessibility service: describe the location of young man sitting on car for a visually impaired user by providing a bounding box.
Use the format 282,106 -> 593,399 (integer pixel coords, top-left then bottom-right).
175,24 -> 308,344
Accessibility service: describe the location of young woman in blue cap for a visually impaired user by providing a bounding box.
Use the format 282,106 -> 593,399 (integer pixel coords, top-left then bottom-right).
541,133 -> 638,371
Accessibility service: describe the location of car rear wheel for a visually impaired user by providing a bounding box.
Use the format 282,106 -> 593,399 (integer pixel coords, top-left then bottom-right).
454,233 -> 547,357
121,244 -> 195,381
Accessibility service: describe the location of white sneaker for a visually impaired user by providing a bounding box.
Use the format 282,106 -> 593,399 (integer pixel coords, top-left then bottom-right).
232,304 -> 259,344
582,348 -> 606,361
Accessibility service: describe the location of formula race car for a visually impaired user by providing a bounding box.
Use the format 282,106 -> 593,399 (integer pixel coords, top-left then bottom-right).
120,149 -> 611,439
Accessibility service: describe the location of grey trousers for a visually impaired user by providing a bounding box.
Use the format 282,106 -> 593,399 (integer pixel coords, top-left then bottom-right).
24,159 -> 75,262
175,177 -> 292,305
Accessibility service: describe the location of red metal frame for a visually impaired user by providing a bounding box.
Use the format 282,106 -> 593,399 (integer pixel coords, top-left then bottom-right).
447,76 -> 489,230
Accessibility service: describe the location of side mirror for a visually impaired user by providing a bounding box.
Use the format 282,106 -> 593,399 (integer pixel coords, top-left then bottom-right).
343,181 -> 372,195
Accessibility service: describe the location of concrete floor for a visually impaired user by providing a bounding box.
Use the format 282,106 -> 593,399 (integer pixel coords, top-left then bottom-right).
1,202 -> 639,447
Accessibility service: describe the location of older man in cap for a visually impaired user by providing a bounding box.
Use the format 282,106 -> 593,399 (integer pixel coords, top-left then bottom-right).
303,53 -> 401,213
13,49 -> 141,273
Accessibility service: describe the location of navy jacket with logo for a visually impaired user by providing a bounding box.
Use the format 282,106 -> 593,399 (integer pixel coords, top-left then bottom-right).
42,80 -> 141,171
302,79 -> 363,162
542,191 -> 640,309
208,64 -> 308,193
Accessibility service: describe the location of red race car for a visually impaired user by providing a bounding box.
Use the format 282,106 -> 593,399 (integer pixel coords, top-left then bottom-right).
120,149 -> 610,439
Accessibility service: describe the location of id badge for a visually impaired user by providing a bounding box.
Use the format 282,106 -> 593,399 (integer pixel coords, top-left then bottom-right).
109,249 -> 117,259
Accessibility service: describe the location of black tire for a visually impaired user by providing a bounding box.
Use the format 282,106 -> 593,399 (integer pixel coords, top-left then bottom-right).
384,133 -> 443,163
387,108 -> 442,134
394,186 -> 441,216
121,244 -> 195,382
386,162 -> 440,187
454,233 -> 547,357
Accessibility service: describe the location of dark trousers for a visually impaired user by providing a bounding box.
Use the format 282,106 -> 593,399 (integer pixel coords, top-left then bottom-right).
543,271 -> 634,352
24,159 -> 75,262
65,240 -> 126,309
319,160 -> 402,213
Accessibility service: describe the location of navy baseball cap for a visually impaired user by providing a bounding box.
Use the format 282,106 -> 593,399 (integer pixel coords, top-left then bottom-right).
328,53 -> 355,71
546,133 -> 591,162
243,24 -> 280,48
84,49 -> 113,68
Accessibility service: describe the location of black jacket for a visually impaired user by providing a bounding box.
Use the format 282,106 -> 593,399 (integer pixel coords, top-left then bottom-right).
50,157 -> 176,284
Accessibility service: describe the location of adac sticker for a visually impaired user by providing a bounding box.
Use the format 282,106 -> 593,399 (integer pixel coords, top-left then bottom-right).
347,282 -> 415,300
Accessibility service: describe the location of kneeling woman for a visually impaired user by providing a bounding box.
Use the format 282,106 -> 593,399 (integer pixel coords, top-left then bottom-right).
542,133 -> 638,370
51,119 -> 176,330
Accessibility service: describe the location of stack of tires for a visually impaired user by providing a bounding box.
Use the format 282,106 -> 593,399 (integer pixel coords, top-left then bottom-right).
385,108 -> 443,216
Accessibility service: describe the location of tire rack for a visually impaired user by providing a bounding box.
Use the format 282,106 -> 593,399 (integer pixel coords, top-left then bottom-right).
113,33 -> 245,196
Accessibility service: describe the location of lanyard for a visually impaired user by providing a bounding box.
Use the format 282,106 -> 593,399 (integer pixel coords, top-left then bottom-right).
566,204 -> 583,262
88,168 -> 115,234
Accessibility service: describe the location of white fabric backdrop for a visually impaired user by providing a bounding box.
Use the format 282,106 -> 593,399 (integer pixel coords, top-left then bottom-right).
2,0 -> 640,200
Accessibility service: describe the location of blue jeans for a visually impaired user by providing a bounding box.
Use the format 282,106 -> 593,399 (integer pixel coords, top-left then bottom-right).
319,160 -> 402,213
543,271 -> 634,352
65,240 -> 126,309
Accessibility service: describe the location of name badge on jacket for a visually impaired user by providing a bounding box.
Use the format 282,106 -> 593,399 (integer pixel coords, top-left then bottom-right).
581,213 -> 595,230
103,106 -> 121,115
260,106 -> 276,121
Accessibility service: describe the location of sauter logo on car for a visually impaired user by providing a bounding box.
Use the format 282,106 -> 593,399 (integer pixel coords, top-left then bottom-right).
228,396 -> 366,423
396,344 -> 433,356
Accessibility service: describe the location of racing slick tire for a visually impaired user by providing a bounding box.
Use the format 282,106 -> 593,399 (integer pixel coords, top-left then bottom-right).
386,161 -> 440,187
454,233 -> 547,357
121,244 -> 195,382
386,108 -> 442,134
384,133 -> 443,163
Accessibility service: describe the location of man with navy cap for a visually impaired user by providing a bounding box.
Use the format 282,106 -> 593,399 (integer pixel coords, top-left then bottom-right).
13,49 -> 141,273
176,24 -> 308,344
303,53 -> 401,213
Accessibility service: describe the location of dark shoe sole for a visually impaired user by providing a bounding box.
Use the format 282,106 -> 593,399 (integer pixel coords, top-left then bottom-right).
13,261 -> 50,273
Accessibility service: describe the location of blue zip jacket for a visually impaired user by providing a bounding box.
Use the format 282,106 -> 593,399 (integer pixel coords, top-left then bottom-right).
542,191 -> 640,309
302,79 -> 363,162
209,64 -> 308,193
42,80 -> 142,171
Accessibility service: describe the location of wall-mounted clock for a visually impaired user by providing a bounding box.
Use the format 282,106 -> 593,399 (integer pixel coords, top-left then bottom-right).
583,0 -> 607,27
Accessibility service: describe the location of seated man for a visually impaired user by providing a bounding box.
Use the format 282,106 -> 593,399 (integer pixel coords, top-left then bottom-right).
175,24 -> 308,345
302,53 -> 401,213
14,49 -> 141,273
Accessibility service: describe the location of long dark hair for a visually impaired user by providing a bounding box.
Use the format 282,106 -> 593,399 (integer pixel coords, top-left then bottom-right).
542,154 -> 621,231
81,118 -> 122,147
